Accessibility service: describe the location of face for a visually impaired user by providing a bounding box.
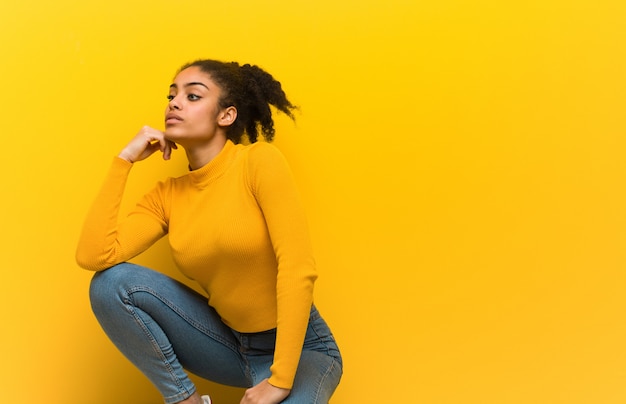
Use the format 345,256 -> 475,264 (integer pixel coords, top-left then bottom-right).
164,66 -> 234,145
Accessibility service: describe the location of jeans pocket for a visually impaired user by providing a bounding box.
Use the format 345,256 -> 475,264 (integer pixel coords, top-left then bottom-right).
303,312 -> 343,366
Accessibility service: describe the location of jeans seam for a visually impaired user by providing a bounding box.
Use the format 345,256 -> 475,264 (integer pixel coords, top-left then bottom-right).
313,358 -> 339,403
126,285 -> 239,353
122,293 -> 192,400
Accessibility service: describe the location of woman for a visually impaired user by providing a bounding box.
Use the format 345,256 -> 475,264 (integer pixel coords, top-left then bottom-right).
76,59 -> 342,404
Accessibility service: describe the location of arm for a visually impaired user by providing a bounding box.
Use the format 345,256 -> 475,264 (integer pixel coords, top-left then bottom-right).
246,143 -> 318,390
75,126 -> 176,270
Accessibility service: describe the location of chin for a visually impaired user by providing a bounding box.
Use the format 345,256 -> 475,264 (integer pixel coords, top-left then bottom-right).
164,127 -> 184,139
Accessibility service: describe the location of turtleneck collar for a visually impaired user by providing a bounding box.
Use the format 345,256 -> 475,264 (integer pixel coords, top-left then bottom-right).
187,140 -> 238,188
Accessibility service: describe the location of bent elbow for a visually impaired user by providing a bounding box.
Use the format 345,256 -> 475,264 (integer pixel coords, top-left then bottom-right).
75,249 -> 109,272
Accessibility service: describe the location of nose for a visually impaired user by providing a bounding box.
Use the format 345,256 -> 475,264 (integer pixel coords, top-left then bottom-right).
168,96 -> 181,110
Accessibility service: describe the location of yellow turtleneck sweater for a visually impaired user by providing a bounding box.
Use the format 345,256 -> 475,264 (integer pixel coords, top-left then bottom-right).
76,140 -> 317,389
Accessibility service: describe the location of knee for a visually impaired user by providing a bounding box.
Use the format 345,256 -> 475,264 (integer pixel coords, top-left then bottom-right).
89,263 -> 138,310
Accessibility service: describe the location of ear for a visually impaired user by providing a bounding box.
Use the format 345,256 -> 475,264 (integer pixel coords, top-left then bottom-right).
217,106 -> 237,127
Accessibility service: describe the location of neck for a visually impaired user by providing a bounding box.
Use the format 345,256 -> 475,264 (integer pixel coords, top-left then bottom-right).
184,136 -> 228,170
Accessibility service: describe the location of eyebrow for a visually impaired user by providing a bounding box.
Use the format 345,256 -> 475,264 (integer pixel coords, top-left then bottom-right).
169,82 -> 210,90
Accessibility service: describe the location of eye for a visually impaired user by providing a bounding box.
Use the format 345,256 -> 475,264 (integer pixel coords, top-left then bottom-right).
188,94 -> 201,101
167,94 -> 175,101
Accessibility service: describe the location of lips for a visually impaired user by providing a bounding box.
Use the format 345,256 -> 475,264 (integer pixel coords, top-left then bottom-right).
165,113 -> 183,124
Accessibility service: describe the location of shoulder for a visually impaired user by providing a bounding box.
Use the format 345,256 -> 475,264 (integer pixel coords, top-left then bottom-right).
243,142 -> 294,188
247,141 -> 285,159
244,141 -> 289,170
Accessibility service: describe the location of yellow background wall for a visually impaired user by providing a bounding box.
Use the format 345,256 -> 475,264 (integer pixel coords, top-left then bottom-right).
1,0 -> 625,403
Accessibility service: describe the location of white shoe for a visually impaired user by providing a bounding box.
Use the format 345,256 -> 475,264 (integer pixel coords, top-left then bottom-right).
201,395 -> 212,404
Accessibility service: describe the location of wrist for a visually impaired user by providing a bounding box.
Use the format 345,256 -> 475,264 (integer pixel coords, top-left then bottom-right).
117,151 -> 134,163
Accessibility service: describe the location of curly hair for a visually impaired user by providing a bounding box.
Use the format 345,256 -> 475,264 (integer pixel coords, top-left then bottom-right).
177,59 -> 297,144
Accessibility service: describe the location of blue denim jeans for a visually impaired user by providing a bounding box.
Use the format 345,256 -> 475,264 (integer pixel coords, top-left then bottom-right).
89,263 -> 342,404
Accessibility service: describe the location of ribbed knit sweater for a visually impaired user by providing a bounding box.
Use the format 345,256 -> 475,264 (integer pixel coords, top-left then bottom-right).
76,140 -> 317,389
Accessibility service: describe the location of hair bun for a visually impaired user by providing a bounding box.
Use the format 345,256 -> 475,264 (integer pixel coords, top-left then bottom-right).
179,59 -> 296,144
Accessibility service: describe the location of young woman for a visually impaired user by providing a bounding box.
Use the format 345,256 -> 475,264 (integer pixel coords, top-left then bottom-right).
76,59 -> 342,404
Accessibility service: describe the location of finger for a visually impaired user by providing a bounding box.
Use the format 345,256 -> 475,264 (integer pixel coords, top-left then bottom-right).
163,138 -> 179,160
139,142 -> 161,160
162,143 -> 172,160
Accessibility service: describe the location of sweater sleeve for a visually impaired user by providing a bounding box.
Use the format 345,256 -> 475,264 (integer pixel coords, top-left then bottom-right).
75,157 -> 169,271
247,143 -> 318,389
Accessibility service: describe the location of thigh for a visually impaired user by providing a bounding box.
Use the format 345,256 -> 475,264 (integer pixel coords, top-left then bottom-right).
91,263 -> 251,387
285,307 -> 343,403
302,306 -> 342,366
246,351 -> 341,404
284,350 -> 342,404
244,306 -> 343,403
